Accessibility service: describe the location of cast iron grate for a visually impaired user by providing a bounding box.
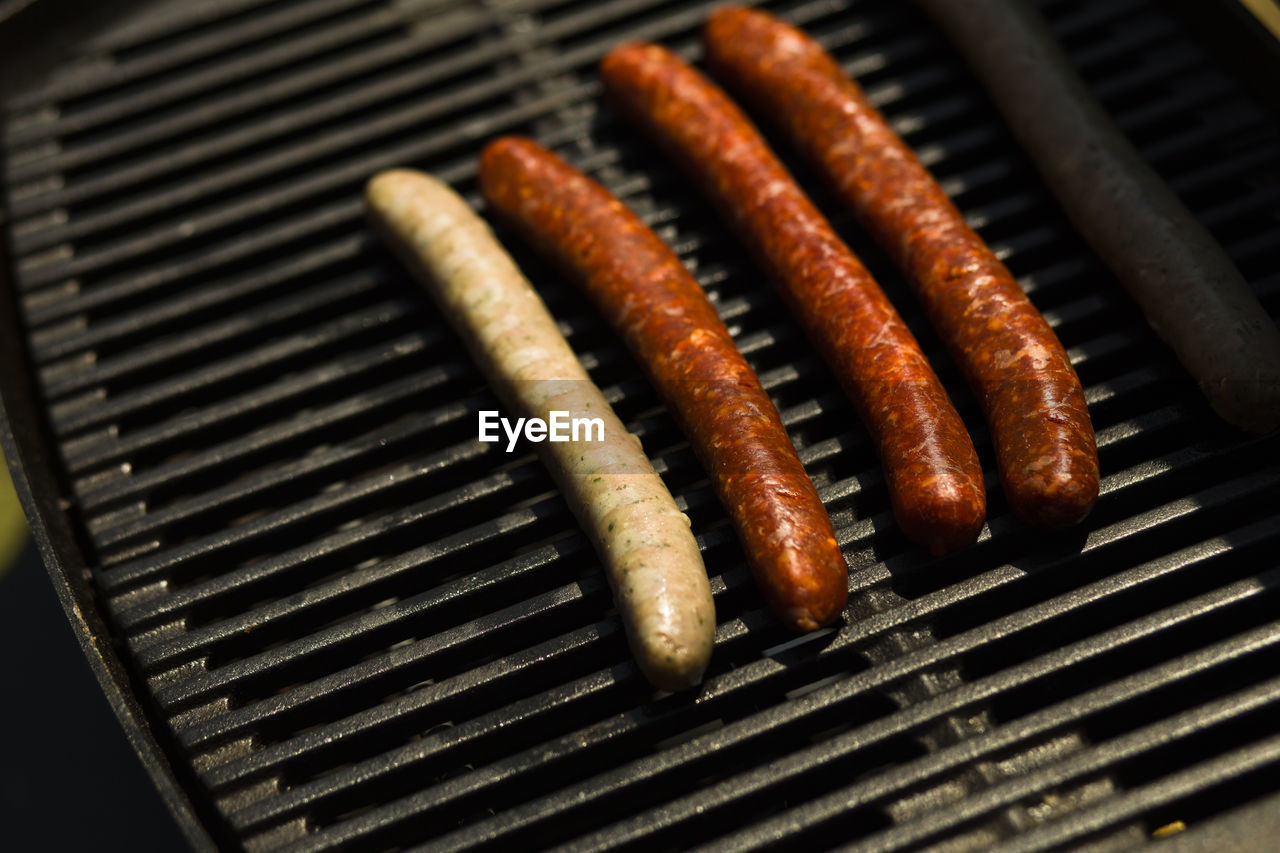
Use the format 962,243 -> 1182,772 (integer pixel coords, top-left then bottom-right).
3,0 -> 1279,849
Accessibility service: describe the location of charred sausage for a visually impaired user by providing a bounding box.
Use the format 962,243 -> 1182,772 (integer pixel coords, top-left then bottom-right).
478,138 -> 848,631
366,169 -> 714,689
703,6 -> 1099,527
915,0 -> 1280,434
598,43 -> 987,552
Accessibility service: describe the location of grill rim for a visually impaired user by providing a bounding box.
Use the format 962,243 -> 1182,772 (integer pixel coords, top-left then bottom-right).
2,0 -> 1280,849
0,212 -> 218,852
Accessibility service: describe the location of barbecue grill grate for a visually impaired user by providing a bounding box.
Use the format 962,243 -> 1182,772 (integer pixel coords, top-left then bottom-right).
3,0 -> 1280,849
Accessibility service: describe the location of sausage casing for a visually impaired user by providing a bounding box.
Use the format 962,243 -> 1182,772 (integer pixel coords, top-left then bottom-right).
703,6 -> 1099,527
599,43 -> 987,553
914,0 -> 1280,434
479,138 -> 848,631
366,169 -> 714,688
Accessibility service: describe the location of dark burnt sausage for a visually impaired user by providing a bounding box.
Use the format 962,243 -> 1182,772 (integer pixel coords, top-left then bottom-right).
916,0 -> 1280,434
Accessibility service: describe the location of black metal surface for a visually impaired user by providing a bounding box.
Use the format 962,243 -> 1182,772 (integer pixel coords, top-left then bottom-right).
2,0 -> 1279,850
0,541 -> 189,851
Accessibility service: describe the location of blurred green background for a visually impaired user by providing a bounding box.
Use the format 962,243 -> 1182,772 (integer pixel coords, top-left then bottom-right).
0,451 -> 25,574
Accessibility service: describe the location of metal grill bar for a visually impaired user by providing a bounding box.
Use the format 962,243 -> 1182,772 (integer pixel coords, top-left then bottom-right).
851,673 -> 1280,853
170,456 -> 1275,828
63,331 -> 459,474
2,0 -> 1172,279
583,597 -> 1280,851
987,731 -> 1280,853
78,368 -> 464,515
4,0 -> 412,145
251,515 -> 1280,849
7,1 -> 1181,282
27,236 -> 377,360
4,0 -> 358,112
40,270 -> 386,399
51,299 -> 420,435
95,341 -> 1197,630
6,0 -> 718,208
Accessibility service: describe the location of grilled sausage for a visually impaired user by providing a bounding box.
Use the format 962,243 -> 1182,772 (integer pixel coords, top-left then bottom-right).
915,0 -> 1280,434
478,137 -> 848,631
703,6 -> 1099,527
366,169 -> 714,689
598,43 -> 987,553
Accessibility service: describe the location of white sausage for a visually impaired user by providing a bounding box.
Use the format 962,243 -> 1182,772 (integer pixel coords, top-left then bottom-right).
365,169 -> 715,689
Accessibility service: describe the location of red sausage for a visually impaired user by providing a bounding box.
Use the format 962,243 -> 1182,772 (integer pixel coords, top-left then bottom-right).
599,43 -> 987,553
479,137 -> 848,631
703,6 -> 1099,527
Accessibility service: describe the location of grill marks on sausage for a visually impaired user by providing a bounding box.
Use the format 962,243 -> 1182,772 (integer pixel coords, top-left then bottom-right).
703,6 -> 1099,527
598,43 -> 987,553
479,138 -> 848,631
